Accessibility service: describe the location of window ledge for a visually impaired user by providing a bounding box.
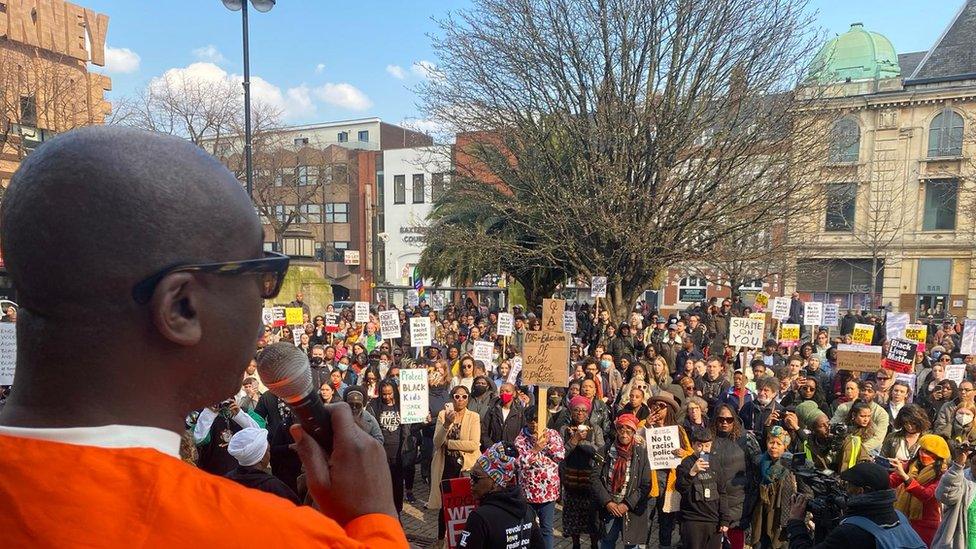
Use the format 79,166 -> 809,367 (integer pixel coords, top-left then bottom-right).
924,155 -> 965,162
823,161 -> 860,168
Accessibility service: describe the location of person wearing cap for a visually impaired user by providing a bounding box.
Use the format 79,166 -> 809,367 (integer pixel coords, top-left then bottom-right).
786,462 -> 926,549
225,427 -> 299,504
459,442 -> 544,548
750,426 -> 796,549
675,426 -> 725,548
642,391 -> 692,549
514,405 -> 565,549
560,396 -> 603,549
888,433 -> 950,546
592,413 -> 651,549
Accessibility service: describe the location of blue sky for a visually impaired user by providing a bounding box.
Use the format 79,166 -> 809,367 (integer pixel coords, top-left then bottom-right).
86,0 -> 963,130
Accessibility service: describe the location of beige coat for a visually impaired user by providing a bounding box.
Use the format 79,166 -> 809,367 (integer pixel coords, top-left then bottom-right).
426,408 -> 481,509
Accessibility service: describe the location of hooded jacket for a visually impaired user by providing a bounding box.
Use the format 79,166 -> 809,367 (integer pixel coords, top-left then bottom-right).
458,486 -> 544,549
784,488 -> 920,549
481,398 -> 525,450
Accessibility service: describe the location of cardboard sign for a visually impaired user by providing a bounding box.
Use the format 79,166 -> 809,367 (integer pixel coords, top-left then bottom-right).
645,425 -> 682,470
803,302 -> 823,326
904,324 -> 927,352
836,344 -> 882,373
962,319 -> 976,355
886,313 -> 910,341
496,312 -> 514,337
272,307 -> 287,327
472,340 -> 494,365
410,317 -> 432,348
883,338 -> 917,374
563,311 -> 578,334
542,298 -> 566,333
822,304 -> 839,327
522,331 -> 570,386
354,302 -> 369,323
324,312 -> 340,333
292,326 -> 303,346
749,312 -> 767,322
285,307 -> 304,326
398,368 -> 429,424
261,307 -> 274,326
771,296 -> 791,321
729,317 -> 764,348
754,291 -> 769,311
379,310 -> 400,340
441,477 -> 477,549
779,323 -> 800,344
590,276 -> 608,298
947,364 -> 967,385
0,323 -> 15,385
852,323 -> 875,345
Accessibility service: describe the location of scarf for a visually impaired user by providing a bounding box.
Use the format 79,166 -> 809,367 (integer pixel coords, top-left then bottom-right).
610,439 -> 634,495
759,453 -> 788,485
895,460 -> 943,520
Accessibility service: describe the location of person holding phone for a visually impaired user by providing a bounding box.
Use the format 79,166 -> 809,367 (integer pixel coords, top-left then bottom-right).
427,385 -> 481,544
676,426 -> 725,549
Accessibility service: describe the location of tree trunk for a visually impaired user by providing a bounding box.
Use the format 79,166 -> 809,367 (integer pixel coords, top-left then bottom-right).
870,255 -> 878,309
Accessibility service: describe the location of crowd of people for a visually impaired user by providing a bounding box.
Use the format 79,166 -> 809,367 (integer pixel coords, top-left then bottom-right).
152,290 -> 974,548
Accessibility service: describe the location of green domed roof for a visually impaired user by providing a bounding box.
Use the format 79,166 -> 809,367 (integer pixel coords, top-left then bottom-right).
807,23 -> 901,83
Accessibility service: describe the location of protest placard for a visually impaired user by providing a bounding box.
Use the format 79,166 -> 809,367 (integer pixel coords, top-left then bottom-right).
885,313 -> 910,341
947,364 -> 967,385
272,307 -> 287,327
894,373 -> 917,402
379,310 -> 400,340
292,327 -> 302,346
883,338 -> 917,374
410,317 -> 432,348
645,425 -> 682,470
803,302 -> 823,326
904,324 -> 927,352
507,355 -> 523,385
590,276 -> 607,298
399,368 -> 429,424
754,291 -> 769,311
472,340 -> 494,366
836,344 -> 882,373
962,319 -> 976,355
407,290 -> 420,308
496,312 -> 514,337
852,323 -> 875,345
822,304 -> 839,327
542,298 -> 566,333
324,312 -> 339,333
0,323 -> 15,385
261,307 -> 274,326
522,331 -> 570,386
285,307 -> 304,326
354,302 -> 369,323
779,323 -> 800,344
441,477 -> 477,549
749,312 -> 767,322
729,317 -> 764,348
771,297 -> 791,321
563,311 -> 578,334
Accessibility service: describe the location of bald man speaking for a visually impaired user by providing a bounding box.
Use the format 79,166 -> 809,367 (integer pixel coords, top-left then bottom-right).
0,127 -> 406,547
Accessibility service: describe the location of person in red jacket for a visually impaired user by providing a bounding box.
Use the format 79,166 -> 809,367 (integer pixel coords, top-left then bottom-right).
888,433 -> 950,546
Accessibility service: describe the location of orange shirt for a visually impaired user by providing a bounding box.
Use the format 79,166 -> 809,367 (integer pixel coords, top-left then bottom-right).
0,434 -> 408,548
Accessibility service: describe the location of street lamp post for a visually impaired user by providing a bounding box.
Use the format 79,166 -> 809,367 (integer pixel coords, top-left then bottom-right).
222,0 -> 275,198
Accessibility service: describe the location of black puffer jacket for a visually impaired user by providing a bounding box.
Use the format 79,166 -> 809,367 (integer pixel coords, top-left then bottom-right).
458,486 -> 544,549
481,400 -> 525,449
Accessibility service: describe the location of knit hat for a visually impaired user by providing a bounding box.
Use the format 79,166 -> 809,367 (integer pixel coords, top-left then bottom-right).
767,425 -> 791,447
615,413 -> 639,432
569,395 -> 592,412
475,442 -> 518,489
839,461 -> 890,491
919,434 -> 950,460
795,401 -> 827,429
227,427 -> 269,467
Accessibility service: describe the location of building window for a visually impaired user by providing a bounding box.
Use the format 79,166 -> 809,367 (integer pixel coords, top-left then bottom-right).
328,241 -> 350,262
923,179 -> 958,231
273,205 -> 288,223
928,108 -> 964,157
301,204 -> 322,223
325,202 -> 349,223
829,118 -> 859,163
412,174 -> 425,204
358,130 -> 369,142
294,137 -> 309,147
295,165 -> 309,186
20,95 -> 36,126
739,279 -> 763,291
263,241 -> 278,252
337,131 -> 348,143
825,182 -> 856,232
678,276 -> 707,303
431,173 -> 445,202
273,169 -> 284,187
394,175 -> 406,204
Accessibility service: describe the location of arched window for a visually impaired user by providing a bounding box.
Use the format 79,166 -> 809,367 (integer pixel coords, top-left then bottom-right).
829,118 -> 860,163
928,108 -> 964,157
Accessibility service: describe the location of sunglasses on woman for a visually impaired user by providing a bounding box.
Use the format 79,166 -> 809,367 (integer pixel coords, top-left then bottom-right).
131,251 -> 289,304
453,394 -> 469,400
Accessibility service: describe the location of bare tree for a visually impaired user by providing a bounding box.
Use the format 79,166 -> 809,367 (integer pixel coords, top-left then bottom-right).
418,0 -> 828,320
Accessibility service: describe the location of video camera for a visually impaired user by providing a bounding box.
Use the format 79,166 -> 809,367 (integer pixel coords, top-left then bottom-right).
787,453 -> 847,542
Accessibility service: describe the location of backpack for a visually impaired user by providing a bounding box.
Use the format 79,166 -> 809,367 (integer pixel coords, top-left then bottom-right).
839,510 -> 926,549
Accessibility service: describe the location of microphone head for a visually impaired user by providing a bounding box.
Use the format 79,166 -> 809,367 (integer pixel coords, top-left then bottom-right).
256,342 -> 313,403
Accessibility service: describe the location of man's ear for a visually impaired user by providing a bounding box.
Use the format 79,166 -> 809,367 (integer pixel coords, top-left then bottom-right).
150,272 -> 203,346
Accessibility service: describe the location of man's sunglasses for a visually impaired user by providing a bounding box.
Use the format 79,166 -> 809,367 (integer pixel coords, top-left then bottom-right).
131,251 -> 290,305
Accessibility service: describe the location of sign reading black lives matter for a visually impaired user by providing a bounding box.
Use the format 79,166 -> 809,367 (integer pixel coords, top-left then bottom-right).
883,338 -> 917,374
522,331 -> 570,386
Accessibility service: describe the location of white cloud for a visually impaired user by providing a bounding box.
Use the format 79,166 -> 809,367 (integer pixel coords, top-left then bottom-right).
314,83 -> 372,111
103,46 -> 140,74
386,64 -> 406,79
315,63 -> 326,74
411,60 -> 438,80
286,85 -> 316,118
192,45 -> 226,64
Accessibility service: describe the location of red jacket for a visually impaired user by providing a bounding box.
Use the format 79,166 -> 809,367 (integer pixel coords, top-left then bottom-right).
889,470 -> 942,546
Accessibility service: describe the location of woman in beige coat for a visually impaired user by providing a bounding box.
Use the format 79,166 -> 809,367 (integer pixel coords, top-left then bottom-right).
427,384 -> 481,543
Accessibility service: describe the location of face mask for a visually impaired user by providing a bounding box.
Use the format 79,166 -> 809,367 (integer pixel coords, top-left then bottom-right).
472,384 -> 488,397
957,414 -> 974,426
500,393 -> 514,405
548,395 -> 561,407
379,361 -> 389,369
919,452 -> 935,466
338,363 -> 348,372
599,360 -> 611,370
310,357 -> 324,365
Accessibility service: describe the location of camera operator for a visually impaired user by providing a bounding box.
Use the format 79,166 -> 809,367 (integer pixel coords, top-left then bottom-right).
784,462 -> 926,549
794,404 -> 837,471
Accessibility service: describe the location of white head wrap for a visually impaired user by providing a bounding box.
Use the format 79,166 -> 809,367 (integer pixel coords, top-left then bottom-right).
227,427 -> 269,467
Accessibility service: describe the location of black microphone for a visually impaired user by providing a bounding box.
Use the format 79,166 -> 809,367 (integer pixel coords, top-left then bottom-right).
257,342 -> 334,454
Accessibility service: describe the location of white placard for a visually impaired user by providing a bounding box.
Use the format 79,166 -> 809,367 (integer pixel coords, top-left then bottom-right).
398,368 -> 429,424
472,340 -> 494,365
292,326 -> 303,346
354,302 -> 369,323
645,425 -> 682,470
507,356 -> 523,385
496,312 -> 514,337
822,304 -> 839,327
0,323 -> 14,385
771,296 -> 791,321
947,364 -> 966,385
894,373 -> 918,402
563,311 -> 577,334
961,319 -> 976,355
261,307 -> 274,325
407,290 -> 420,308
886,313 -> 910,341
379,310 -> 400,340
410,317 -> 432,348
803,302 -> 823,326
590,276 -> 608,298
729,316 -> 765,348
